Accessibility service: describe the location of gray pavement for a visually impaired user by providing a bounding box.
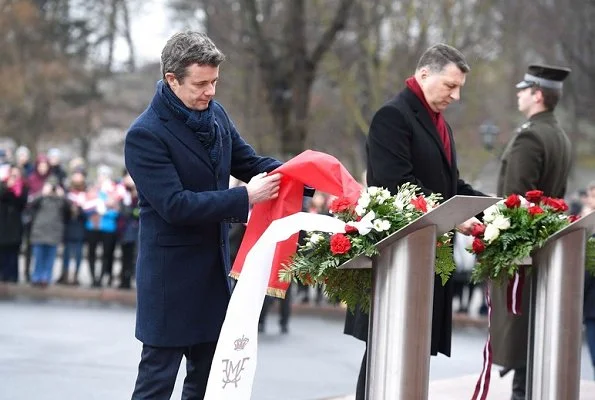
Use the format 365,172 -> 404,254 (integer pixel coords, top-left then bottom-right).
2,298 -> 594,400
0,299 -> 363,400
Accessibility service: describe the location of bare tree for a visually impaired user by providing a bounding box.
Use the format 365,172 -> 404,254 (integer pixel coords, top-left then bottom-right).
240,0 -> 356,158
0,0 -> 73,149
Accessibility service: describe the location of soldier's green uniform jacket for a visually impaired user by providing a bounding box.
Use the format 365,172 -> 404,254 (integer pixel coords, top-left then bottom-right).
491,110 -> 572,369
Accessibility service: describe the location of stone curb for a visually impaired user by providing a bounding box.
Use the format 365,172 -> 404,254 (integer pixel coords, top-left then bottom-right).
0,283 -> 488,328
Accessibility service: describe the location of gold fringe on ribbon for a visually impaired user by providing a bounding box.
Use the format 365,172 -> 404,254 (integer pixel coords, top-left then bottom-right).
266,287 -> 287,299
228,271 -> 287,299
229,271 -> 241,280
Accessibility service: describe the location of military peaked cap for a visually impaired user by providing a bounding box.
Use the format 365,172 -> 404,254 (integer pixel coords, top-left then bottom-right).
516,64 -> 571,90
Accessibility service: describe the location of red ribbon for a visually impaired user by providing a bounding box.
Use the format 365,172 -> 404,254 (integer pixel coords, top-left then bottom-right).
472,268 -> 525,399
506,269 -> 525,315
472,285 -> 493,400
230,150 -> 362,297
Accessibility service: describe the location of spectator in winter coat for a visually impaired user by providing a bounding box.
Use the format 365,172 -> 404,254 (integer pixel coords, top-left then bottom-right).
0,165 -> 28,282
118,172 -> 139,289
29,179 -> 71,286
57,170 -> 88,285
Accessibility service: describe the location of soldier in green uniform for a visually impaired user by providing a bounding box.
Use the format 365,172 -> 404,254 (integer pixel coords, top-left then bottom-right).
491,64 -> 572,400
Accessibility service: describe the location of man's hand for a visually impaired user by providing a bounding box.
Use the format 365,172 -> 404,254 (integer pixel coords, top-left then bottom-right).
456,216 -> 481,235
246,172 -> 281,205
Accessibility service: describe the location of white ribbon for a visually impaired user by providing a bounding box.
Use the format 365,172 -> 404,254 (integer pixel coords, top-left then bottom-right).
204,212 -> 346,399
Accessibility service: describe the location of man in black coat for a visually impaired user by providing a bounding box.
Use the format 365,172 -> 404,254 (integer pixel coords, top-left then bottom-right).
125,31 -> 283,399
345,43 -> 484,399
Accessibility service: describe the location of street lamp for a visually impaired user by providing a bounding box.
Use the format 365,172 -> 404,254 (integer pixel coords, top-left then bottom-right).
479,120 -> 500,151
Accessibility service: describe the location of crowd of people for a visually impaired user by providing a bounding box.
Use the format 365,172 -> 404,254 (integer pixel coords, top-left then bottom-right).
0,146 -> 139,289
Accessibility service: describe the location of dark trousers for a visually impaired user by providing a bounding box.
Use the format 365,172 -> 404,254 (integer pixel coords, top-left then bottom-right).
120,241 -> 137,289
62,239 -> 84,276
452,279 -> 476,313
23,223 -> 33,282
586,319 -> 595,379
86,230 -> 117,287
259,286 -> 292,330
355,348 -> 367,400
0,245 -> 20,282
132,342 -> 217,400
511,367 -> 526,400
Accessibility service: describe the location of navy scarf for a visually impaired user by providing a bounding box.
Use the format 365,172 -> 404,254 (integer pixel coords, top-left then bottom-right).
158,80 -> 221,166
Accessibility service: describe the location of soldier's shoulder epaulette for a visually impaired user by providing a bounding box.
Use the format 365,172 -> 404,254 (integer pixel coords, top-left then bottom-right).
517,121 -> 532,133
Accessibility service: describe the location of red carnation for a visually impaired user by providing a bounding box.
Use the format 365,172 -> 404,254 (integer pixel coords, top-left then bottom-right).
410,196 -> 428,213
471,223 -> 486,237
345,224 -> 358,234
504,194 -> 521,208
329,197 -> 354,214
472,238 -> 486,253
569,215 -> 581,223
542,197 -> 569,212
330,233 -> 352,255
528,205 -> 544,216
525,190 -> 544,203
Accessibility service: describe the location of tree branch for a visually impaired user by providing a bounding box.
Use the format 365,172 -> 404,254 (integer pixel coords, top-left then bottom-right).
240,0 -> 273,65
120,0 -> 136,72
309,0 -> 355,68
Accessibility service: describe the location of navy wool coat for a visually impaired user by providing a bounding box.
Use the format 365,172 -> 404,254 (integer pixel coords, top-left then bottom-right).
124,90 -> 281,347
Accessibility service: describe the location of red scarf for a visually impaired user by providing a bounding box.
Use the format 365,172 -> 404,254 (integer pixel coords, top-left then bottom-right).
406,76 -> 452,165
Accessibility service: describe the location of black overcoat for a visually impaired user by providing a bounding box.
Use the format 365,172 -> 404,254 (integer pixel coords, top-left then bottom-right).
344,87 -> 483,356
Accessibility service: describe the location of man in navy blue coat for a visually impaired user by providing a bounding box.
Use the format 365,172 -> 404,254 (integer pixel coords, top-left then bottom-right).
125,31 -> 282,399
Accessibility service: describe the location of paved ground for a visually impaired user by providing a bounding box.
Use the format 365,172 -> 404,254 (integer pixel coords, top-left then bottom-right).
1,298 -> 594,400
3,256 -> 594,399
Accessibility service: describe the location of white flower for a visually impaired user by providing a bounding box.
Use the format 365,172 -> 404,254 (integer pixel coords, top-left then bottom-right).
492,214 -> 511,231
305,233 -> 324,248
309,233 -> 323,244
519,196 -> 530,208
483,204 -> 501,223
367,186 -> 380,197
393,197 -> 407,211
358,194 -> 371,209
347,211 -> 375,235
372,219 -> 391,232
398,184 -> 416,199
426,199 -> 437,211
376,189 -> 391,204
483,224 -> 500,244
355,204 -> 367,216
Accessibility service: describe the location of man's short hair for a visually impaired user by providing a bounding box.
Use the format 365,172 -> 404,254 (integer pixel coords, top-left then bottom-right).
161,31 -> 226,82
530,86 -> 561,111
416,43 -> 470,74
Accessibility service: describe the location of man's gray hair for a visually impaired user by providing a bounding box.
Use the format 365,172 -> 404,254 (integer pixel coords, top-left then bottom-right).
161,31 -> 226,82
416,43 -> 470,74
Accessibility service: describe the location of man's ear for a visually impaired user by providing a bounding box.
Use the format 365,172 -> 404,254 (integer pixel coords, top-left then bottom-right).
534,88 -> 545,105
164,72 -> 178,88
418,67 -> 430,81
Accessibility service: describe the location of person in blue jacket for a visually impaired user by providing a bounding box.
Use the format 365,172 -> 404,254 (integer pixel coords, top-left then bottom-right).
124,31 -> 283,399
